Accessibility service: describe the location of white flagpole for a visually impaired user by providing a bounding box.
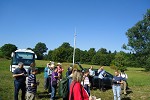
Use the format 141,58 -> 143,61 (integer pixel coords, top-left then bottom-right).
73,28 -> 76,67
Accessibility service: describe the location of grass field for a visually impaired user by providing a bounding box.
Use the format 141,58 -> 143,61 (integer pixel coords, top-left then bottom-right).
0,59 -> 150,100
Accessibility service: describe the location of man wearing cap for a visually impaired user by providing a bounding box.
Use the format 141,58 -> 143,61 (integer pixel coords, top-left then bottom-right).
26,68 -> 39,100
57,63 -> 64,79
13,62 -> 27,100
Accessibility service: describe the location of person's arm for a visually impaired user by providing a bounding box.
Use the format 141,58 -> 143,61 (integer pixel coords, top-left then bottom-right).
13,73 -> 24,78
125,74 -> 128,79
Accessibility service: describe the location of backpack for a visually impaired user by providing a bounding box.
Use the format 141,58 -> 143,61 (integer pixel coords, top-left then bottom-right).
58,78 -> 69,98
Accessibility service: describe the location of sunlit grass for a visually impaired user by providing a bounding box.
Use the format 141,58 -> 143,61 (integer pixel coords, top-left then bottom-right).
0,59 -> 150,100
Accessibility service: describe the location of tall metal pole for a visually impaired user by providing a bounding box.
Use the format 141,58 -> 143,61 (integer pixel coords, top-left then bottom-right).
73,28 -> 76,67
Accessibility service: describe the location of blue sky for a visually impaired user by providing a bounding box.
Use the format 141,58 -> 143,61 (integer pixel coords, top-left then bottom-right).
0,0 -> 150,52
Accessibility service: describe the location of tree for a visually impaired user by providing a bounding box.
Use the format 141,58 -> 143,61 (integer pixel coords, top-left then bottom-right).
87,48 -> 96,63
50,42 -> 73,62
111,51 -> 129,71
34,42 -> 48,60
1,44 -> 17,58
123,9 -> 150,70
97,48 -> 108,54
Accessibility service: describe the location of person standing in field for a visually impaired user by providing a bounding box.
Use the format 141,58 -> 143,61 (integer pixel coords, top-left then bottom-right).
112,70 -> 123,100
26,68 -> 39,100
47,64 -> 54,94
97,66 -> 106,91
89,66 -> 95,89
27,62 -> 35,76
44,63 -> 50,90
57,63 -> 64,79
69,71 -> 89,100
51,67 -> 59,100
82,70 -> 90,96
26,62 -> 36,88
120,70 -> 128,95
13,62 -> 27,100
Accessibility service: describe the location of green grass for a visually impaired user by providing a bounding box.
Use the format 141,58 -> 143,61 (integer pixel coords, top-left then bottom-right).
0,59 -> 150,100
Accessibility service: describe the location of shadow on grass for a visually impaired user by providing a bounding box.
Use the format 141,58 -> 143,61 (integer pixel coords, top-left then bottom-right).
37,92 -> 50,99
37,91 -> 62,100
122,97 -> 131,100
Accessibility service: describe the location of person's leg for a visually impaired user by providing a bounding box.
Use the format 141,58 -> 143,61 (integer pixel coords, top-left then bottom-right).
88,86 -> 90,96
98,78 -> 102,90
44,78 -> 48,90
21,83 -> 26,100
54,86 -> 57,99
91,76 -> 94,88
51,85 -> 55,100
112,85 -> 117,100
116,86 -> 121,100
14,81 -> 20,100
89,76 -> 92,89
48,77 -> 52,93
101,79 -> 104,91
26,92 -> 35,100
123,81 -> 127,94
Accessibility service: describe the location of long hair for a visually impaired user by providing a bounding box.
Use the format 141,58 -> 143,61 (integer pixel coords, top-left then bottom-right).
72,71 -> 83,82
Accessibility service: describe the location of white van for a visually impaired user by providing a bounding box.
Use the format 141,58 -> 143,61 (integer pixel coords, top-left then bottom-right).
10,49 -> 37,72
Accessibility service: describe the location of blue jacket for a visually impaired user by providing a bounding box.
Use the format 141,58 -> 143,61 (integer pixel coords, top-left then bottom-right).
44,67 -> 49,78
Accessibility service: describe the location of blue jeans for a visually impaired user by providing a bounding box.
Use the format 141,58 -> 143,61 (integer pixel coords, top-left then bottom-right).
14,81 -> 26,100
51,85 -> 57,100
112,85 -> 121,100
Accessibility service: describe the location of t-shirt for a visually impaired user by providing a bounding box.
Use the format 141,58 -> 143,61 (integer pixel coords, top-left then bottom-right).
89,69 -> 95,76
112,76 -> 123,85
13,68 -> 27,83
83,76 -> 90,85
27,74 -> 37,94
51,72 -> 58,82
120,73 -> 128,81
98,70 -> 105,79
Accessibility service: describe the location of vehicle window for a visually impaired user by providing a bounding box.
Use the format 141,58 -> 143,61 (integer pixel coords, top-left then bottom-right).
12,52 -> 34,65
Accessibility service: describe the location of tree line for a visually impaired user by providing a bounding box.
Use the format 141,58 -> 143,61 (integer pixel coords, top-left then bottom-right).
0,9 -> 150,71
0,42 -> 142,71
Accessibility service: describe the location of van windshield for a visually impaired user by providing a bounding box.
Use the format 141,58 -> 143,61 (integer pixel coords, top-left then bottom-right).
12,52 -> 35,66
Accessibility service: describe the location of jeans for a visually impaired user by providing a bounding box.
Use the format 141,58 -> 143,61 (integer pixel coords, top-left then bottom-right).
44,77 -> 49,90
51,85 -> 57,100
112,85 -> 121,100
84,84 -> 90,96
14,81 -> 26,100
48,77 -> 52,93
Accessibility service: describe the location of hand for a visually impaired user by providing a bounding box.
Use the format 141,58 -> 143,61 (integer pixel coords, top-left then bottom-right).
20,73 -> 24,76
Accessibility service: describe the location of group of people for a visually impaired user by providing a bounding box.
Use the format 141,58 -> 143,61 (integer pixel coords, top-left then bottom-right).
13,62 -> 38,100
13,61 -> 128,100
66,66 -> 128,100
44,61 -> 64,100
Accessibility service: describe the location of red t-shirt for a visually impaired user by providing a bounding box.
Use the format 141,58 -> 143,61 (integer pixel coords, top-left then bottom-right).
69,81 -> 89,100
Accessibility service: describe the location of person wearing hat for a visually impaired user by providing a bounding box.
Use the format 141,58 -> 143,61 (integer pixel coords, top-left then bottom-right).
57,63 -> 64,79
26,68 -> 39,100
